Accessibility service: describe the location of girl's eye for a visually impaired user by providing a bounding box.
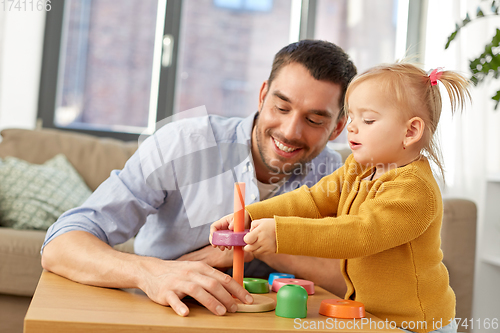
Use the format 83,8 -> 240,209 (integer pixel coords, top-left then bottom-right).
364,120 -> 375,124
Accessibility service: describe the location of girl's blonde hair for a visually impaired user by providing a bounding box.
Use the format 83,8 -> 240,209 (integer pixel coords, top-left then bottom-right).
344,62 -> 471,180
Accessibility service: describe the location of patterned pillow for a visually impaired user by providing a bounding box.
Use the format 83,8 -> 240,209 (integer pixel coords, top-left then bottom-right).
0,154 -> 92,230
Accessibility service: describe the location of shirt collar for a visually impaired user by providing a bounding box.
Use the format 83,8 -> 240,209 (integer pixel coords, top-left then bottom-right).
236,111 -> 258,145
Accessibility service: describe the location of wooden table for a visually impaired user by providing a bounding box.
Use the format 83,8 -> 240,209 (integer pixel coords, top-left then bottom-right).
24,271 -> 400,332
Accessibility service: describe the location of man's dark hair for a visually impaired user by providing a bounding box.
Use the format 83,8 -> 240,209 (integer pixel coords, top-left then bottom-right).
268,39 -> 357,111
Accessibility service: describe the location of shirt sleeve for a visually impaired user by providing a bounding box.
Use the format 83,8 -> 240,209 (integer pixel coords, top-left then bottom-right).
42,136 -> 172,252
274,172 -> 439,259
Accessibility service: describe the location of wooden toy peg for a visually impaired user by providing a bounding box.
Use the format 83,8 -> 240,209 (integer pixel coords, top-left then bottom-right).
231,182 -> 275,313
233,182 -> 245,287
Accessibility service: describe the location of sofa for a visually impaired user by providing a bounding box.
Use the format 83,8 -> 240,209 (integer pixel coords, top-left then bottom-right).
0,128 -> 477,333
0,128 -> 137,333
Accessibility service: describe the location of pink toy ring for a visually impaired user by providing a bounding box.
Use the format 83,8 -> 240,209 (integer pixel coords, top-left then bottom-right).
271,278 -> 315,295
212,229 -> 250,247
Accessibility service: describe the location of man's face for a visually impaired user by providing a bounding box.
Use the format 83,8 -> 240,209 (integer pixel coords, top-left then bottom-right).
252,62 -> 345,183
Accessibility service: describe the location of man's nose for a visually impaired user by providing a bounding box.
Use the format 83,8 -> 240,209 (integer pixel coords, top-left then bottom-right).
281,113 -> 303,140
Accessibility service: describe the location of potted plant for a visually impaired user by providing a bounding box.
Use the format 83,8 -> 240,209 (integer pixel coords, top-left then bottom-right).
446,0 -> 500,108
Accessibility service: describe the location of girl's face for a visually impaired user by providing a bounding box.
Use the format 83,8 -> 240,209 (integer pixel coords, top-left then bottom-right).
346,79 -> 409,168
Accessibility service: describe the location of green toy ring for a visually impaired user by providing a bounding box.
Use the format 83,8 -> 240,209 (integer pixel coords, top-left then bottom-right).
243,278 -> 269,294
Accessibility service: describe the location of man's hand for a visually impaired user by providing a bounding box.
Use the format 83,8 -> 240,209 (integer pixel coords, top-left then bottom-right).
243,218 -> 277,256
177,245 -> 254,269
42,231 -> 253,318
139,259 -> 254,317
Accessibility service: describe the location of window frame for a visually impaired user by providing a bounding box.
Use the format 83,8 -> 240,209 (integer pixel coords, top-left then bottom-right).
37,0 -> 182,141
37,0 -> 421,140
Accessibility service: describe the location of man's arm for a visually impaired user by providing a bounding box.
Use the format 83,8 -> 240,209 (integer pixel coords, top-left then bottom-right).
256,253 -> 347,297
42,230 -> 253,317
177,245 -> 347,297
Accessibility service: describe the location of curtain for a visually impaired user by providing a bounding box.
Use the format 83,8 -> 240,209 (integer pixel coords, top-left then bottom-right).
423,0 -> 500,211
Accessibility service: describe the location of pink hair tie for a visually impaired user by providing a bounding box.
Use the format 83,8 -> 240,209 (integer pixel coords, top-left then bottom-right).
429,68 -> 443,86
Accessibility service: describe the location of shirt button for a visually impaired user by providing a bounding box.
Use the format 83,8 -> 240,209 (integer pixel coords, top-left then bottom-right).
251,194 -> 256,201
243,165 -> 248,172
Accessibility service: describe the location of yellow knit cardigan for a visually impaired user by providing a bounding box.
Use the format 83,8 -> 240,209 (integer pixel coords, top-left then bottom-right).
246,154 -> 455,333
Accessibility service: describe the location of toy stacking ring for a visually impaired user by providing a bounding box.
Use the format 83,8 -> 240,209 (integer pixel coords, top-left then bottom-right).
211,229 -> 249,247
243,278 -> 269,294
268,272 -> 294,286
271,278 -> 315,295
319,299 -> 365,319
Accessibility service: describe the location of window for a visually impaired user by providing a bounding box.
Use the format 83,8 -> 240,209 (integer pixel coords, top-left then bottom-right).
314,0 -> 401,72
55,0 -> 159,132
214,0 -> 274,12
38,0 -> 415,140
174,0 -> 293,118
313,0 -> 408,144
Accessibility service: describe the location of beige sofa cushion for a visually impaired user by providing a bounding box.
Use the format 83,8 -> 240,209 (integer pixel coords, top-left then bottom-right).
0,154 -> 92,230
0,128 -> 138,191
0,228 -> 45,296
0,227 -> 135,296
441,198 -> 477,330
0,128 -> 138,296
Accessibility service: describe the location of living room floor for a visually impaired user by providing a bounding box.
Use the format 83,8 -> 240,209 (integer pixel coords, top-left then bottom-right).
0,295 -> 31,333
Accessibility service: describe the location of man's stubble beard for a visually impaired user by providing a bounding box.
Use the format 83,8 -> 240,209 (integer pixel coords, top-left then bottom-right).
254,112 -> 320,177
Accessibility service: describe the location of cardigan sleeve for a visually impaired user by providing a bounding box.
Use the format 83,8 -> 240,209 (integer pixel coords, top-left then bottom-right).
274,171 -> 440,259
245,162 -> 346,221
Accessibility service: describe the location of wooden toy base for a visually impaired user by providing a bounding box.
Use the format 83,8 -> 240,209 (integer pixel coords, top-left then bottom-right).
236,294 -> 276,313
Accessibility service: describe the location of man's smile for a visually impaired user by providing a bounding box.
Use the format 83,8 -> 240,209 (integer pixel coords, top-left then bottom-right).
272,137 -> 300,153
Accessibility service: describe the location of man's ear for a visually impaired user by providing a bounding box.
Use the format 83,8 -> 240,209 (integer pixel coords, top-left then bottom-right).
329,116 -> 348,141
404,117 -> 425,147
258,80 -> 269,112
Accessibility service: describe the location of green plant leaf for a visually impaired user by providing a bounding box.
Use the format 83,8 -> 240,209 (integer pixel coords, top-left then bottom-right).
444,10 -> 498,49
445,31 -> 459,49
447,1 -> 500,110
493,28 -> 500,44
492,90 -> 500,109
463,13 -> 472,25
467,29 -> 500,86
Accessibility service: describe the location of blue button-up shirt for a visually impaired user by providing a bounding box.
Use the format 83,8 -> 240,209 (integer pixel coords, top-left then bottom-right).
43,112 -> 343,260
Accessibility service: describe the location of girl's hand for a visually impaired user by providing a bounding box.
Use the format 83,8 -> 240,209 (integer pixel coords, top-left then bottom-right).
243,218 -> 277,256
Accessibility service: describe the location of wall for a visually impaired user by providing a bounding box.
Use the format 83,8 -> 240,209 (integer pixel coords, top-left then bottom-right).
423,1 -> 500,330
0,9 -> 46,131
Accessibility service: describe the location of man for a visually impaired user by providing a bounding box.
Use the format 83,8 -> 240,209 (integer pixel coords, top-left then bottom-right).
41,40 -> 357,317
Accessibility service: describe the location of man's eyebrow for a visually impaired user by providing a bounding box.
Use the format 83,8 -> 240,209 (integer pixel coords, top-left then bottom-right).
309,110 -> 332,118
272,90 -> 291,103
273,90 -> 333,118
